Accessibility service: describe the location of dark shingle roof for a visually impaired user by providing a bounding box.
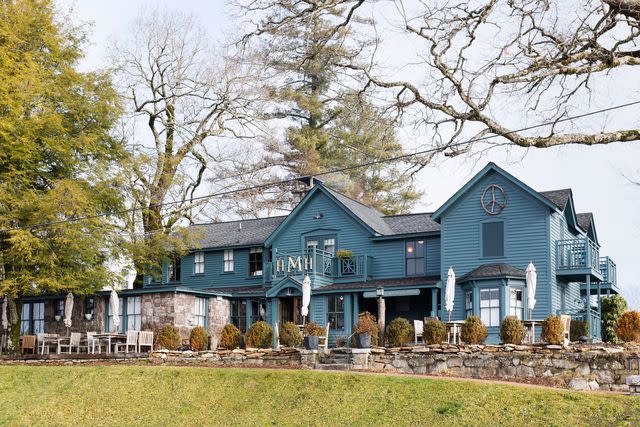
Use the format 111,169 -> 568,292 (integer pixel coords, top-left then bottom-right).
315,276 -> 440,292
207,285 -> 269,296
383,213 -> 440,234
576,213 -> 593,233
459,263 -> 526,282
539,189 -> 571,210
323,186 -> 394,235
192,216 -> 286,249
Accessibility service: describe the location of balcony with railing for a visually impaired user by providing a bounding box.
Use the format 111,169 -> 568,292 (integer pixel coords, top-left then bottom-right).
265,249 -> 374,284
581,256 -> 619,295
556,238 -> 603,282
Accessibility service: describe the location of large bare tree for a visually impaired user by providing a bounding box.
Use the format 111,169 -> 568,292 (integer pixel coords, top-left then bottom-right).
239,0 -> 640,156
114,9 -> 264,285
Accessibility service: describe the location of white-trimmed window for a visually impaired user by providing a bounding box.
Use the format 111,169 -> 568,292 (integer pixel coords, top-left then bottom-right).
20,302 -> 44,334
194,297 -> 207,327
249,247 -> 263,276
480,288 -> 500,327
194,251 -> 205,275
465,291 -> 473,318
223,250 -> 234,272
324,238 -> 336,255
509,288 -> 524,320
328,294 -> 345,329
126,296 -> 142,331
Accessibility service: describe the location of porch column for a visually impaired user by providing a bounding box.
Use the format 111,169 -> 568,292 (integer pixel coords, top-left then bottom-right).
377,296 -> 385,344
352,293 -> 359,327
585,274 -> 592,340
431,288 -> 438,318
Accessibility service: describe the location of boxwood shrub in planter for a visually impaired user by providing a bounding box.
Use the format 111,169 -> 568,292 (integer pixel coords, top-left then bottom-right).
351,311 -> 379,347
303,322 -> 325,350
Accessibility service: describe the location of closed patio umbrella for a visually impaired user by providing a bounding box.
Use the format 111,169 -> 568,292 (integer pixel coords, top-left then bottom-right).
301,275 -> 311,322
109,290 -> 120,333
526,262 -> 537,319
63,293 -> 74,331
445,267 -> 456,322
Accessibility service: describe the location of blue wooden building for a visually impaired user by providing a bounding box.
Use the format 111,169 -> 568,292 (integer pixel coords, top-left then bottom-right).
129,162 -> 617,345
19,162 -> 614,344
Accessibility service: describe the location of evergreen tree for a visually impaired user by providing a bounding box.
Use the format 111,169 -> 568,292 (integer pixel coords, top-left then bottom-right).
601,295 -> 628,343
0,0 -> 123,350
257,5 -> 421,213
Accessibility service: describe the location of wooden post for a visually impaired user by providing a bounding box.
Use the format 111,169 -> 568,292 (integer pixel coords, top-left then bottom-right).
586,274 -> 592,341
377,297 -> 385,345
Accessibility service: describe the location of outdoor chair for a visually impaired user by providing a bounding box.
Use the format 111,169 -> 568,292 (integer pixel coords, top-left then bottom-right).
138,331 -> 154,353
115,330 -> 139,353
318,322 -> 330,352
21,335 -> 36,354
0,333 -> 5,353
274,322 -> 281,351
36,333 -> 53,355
414,320 -> 424,345
86,332 -> 103,354
58,332 -> 86,354
560,315 -> 571,345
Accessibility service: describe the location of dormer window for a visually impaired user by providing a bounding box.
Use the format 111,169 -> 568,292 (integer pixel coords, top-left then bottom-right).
249,247 -> 263,276
406,240 -> 425,276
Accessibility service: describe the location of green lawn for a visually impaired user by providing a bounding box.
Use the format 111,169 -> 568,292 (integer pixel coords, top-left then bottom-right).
0,366 -> 639,426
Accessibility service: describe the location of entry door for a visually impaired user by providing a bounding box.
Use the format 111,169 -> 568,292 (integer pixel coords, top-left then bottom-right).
279,297 -> 303,324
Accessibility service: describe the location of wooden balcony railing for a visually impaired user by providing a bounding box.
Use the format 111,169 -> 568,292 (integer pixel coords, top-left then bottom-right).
599,256 -> 617,285
556,238 -> 600,272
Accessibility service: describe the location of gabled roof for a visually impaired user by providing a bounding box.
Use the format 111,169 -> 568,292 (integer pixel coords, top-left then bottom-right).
322,186 -> 395,235
459,263 -> 526,282
192,216 -> 286,249
432,162 -> 559,221
576,212 -> 598,244
382,213 -> 440,234
539,189 -> 572,210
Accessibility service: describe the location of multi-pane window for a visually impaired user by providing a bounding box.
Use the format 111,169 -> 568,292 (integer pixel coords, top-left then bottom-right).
465,291 -> 473,318
327,295 -> 345,330
224,250 -> 234,272
20,302 -> 44,334
406,240 -> 425,276
306,240 -> 318,251
194,252 -> 205,275
55,299 -> 65,317
509,288 -> 524,320
480,288 -> 500,327
482,222 -> 504,257
251,299 -> 267,324
249,247 -> 263,276
231,300 -> 246,332
84,297 -> 95,320
324,238 -> 335,255
194,297 -> 207,327
126,296 -> 142,331
168,258 -> 181,282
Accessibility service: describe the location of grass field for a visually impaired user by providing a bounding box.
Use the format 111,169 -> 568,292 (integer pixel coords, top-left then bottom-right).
0,366 -> 639,426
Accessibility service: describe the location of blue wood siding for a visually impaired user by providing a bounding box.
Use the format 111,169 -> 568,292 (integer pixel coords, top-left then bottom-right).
440,170 -> 550,326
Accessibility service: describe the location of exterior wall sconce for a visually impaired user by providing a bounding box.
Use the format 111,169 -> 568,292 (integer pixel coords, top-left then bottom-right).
314,212 -> 323,220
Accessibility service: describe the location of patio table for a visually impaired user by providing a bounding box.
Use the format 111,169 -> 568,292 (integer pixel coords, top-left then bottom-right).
39,334 -> 59,355
523,320 -> 541,344
445,321 -> 465,344
94,333 -> 127,354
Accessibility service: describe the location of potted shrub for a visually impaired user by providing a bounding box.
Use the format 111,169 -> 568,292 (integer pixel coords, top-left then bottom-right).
303,322 -> 324,350
280,321 -> 302,348
219,324 -> 243,350
500,316 -> 525,345
386,317 -> 414,347
246,321 -> 274,348
423,319 -> 447,345
541,316 -> 564,344
460,316 -> 488,344
352,312 -> 379,348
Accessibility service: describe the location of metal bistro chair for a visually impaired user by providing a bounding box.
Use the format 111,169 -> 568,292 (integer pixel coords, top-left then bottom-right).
115,330 -> 139,353
138,331 -> 154,353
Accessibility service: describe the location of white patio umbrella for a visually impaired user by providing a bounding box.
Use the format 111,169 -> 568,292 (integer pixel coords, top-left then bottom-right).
63,293 -> 74,332
109,290 -> 120,333
301,275 -> 311,322
526,262 -> 537,320
445,267 -> 456,322
1,297 -> 8,331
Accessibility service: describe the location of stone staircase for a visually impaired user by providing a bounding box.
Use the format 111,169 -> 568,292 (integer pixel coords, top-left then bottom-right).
315,350 -> 351,371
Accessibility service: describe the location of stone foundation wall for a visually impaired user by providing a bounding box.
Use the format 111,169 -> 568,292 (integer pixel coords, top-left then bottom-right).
367,344 -> 639,391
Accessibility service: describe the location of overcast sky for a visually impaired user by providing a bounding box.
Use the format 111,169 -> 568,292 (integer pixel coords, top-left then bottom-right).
56,0 -> 640,308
